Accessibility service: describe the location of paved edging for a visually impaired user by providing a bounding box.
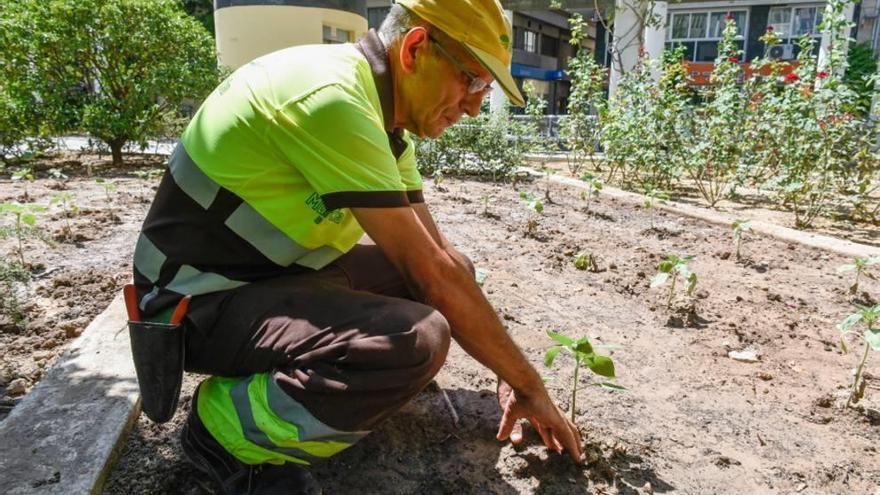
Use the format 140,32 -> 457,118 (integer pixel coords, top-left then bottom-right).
0,294 -> 139,495
535,170 -> 880,259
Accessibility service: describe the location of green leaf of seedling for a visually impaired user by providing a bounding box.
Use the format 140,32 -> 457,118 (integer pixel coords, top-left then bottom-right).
21,213 -> 36,226
837,264 -> 857,273
574,337 -> 594,354
865,329 -> 880,351
596,382 -> 627,391
838,313 -> 863,332
475,268 -> 488,287
547,330 -> 574,348
585,355 -> 615,378
650,272 -> 669,288
544,346 -> 562,367
594,182 -> 603,191
866,256 -> 880,266
658,260 -> 674,273
533,200 -> 544,214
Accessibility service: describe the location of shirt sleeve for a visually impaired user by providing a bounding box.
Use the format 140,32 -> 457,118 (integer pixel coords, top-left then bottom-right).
268,83 -> 409,210
397,131 -> 424,204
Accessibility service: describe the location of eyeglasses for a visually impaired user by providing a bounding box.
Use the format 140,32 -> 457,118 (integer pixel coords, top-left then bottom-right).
428,34 -> 493,95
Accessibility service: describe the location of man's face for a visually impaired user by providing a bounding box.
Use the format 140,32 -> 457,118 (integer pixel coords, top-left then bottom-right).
399,30 -> 494,138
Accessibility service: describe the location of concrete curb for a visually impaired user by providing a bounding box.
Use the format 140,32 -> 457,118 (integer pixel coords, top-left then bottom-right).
534,170 -> 880,259
0,294 -> 139,495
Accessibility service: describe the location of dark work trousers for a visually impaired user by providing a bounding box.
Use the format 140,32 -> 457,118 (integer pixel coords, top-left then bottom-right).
183,237 -> 461,434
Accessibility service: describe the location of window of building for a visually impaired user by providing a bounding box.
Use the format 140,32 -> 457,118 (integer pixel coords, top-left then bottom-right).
666,10 -> 747,62
367,7 -> 390,30
322,25 -> 351,44
524,30 -> 537,53
767,6 -> 823,39
540,34 -> 558,57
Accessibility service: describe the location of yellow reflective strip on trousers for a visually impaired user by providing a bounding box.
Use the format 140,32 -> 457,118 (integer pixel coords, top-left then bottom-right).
249,373 -> 356,458
198,374 -> 362,466
198,376 -> 306,465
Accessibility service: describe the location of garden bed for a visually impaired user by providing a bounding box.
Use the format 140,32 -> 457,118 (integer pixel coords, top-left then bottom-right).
94,175 -> 879,494
2,156 -> 878,493
0,152 -> 162,420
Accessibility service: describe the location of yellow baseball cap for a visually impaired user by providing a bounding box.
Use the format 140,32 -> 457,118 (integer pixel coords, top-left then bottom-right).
396,0 -> 525,107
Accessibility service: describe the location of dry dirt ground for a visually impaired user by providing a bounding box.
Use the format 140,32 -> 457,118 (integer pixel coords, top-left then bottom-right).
2,153 -> 880,494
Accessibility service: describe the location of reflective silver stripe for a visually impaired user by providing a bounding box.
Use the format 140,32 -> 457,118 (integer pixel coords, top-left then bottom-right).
229,377 -> 324,465
266,375 -> 368,444
139,286 -> 160,312
168,144 -> 220,209
133,234 -> 166,283
165,265 -> 247,296
224,202 -> 310,267
295,246 -> 345,271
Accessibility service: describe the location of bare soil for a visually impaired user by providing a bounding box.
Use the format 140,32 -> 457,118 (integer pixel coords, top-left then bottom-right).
0,152 -> 162,419
2,154 -> 879,494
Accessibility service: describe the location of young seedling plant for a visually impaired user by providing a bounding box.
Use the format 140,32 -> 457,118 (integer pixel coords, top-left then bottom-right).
643,185 -> 669,230
837,256 -> 880,296
0,202 -> 49,265
651,254 -> 698,308
731,218 -> 752,261
95,178 -> 117,205
50,192 -> 80,240
573,251 -> 600,272
519,191 -> 544,237
539,165 -> 556,202
580,172 -> 603,214
838,304 -> 880,407
12,166 -> 35,200
544,330 -> 624,423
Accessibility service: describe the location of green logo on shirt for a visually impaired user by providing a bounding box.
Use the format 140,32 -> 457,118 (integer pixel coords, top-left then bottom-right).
306,192 -> 343,225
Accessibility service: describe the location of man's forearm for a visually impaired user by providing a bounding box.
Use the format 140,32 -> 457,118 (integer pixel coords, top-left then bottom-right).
418,254 -> 544,395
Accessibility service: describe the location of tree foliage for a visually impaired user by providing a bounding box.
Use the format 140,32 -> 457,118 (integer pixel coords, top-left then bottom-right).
0,0 -> 221,165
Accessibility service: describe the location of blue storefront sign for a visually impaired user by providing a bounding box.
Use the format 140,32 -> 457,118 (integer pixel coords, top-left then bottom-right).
511,64 -> 566,81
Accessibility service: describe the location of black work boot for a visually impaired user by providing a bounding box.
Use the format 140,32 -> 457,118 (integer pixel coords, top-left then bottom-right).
180,388 -> 322,495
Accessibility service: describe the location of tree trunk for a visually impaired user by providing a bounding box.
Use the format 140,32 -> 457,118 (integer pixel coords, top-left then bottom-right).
109,139 -> 125,167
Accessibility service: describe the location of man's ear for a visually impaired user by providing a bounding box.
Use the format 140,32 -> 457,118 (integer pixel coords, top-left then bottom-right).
398,27 -> 429,75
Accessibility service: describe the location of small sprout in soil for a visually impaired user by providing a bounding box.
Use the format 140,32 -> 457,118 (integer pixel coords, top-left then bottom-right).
432,170 -> 445,190
47,168 -> 68,181
539,165 -> 556,202
837,256 -> 880,295
475,268 -> 488,287
480,194 -> 492,217
0,202 -> 49,266
0,255 -> 31,329
11,166 -> 35,200
580,172 -> 603,214
651,254 -> 698,308
573,251 -> 600,272
95,178 -> 118,205
50,192 -> 80,240
519,192 -> 544,237
643,185 -> 669,230
838,304 -> 880,407
544,330 -> 624,423
731,218 -> 752,261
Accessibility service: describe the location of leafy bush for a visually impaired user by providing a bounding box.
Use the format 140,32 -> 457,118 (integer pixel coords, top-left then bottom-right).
0,0 -> 221,166
415,109 -> 532,180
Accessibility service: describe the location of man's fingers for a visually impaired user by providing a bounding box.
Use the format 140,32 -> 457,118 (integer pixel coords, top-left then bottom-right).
496,407 -> 515,441
510,421 -> 524,444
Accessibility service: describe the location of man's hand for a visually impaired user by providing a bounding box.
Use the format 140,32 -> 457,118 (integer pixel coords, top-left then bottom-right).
496,380 -> 584,463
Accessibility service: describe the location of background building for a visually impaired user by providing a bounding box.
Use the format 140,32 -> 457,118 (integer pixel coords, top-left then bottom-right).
214,0 -> 368,69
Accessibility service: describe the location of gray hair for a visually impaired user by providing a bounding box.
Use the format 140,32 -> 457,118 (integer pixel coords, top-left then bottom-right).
378,4 -> 427,45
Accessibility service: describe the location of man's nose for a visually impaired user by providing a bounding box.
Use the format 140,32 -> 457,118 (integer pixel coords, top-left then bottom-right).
461,92 -> 484,117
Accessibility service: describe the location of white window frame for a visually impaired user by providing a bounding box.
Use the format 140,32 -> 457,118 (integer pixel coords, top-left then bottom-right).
766,5 -> 824,41
523,29 -> 538,53
322,25 -> 351,44
666,9 -> 749,42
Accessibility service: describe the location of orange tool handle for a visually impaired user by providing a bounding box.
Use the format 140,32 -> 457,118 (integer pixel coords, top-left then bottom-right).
123,284 -> 141,322
169,295 -> 191,326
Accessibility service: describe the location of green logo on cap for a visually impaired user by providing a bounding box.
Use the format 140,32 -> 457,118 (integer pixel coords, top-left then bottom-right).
500,33 -> 510,50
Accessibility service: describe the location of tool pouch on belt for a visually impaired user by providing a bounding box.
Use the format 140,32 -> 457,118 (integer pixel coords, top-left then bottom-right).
123,285 -> 188,424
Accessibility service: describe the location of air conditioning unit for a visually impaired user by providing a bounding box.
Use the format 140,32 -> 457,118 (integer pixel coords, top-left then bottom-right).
768,43 -> 796,60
